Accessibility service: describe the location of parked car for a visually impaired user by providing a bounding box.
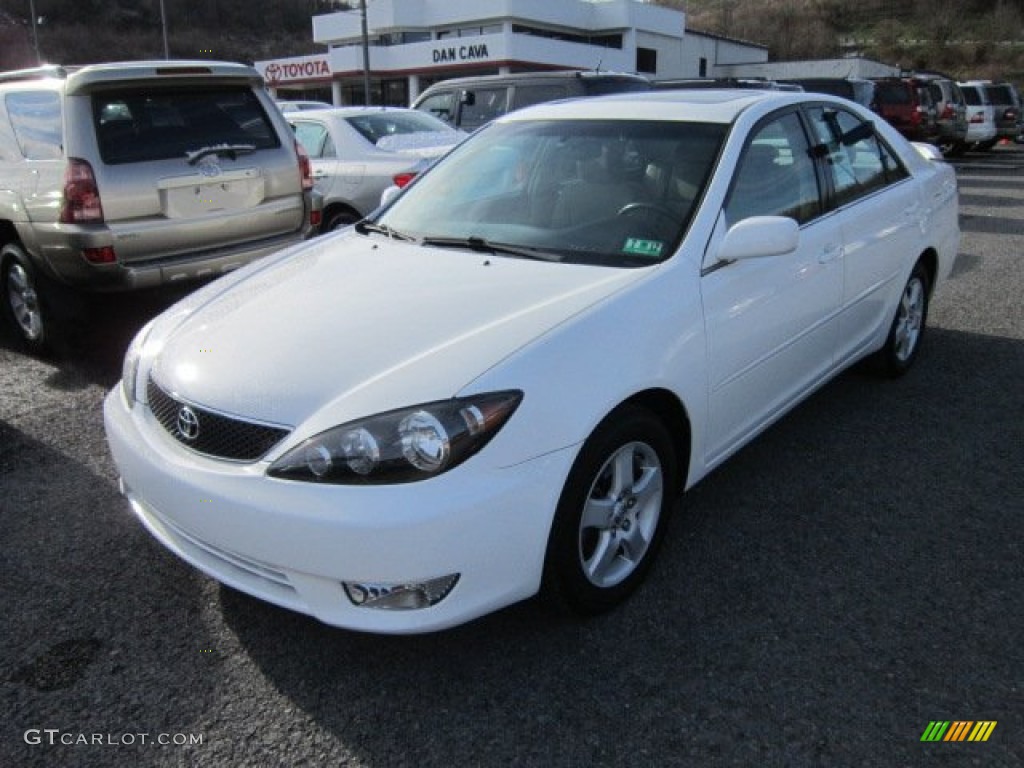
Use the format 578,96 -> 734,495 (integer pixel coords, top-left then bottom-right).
781,77 -> 877,110
958,82 -> 998,149
105,89 -> 959,634
411,70 -> 651,131
871,77 -> 941,144
910,73 -> 969,156
962,80 -> 1022,148
291,107 -> 465,232
0,61 -> 321,353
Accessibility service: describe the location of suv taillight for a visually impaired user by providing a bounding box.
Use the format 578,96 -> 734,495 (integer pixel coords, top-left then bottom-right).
940,104 -> 955,120
393,171 -> 418,188
59,158 -> 104,224
295,139 -> 313,191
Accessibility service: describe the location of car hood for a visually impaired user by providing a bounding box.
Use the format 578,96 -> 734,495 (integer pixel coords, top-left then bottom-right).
148,232 -> 647,430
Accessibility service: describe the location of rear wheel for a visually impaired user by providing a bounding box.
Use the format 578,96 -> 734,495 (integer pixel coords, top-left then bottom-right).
875,261 -> 931,377
543,405 -> 677,615
324,208 -> 360,232
1,243 -> 50,354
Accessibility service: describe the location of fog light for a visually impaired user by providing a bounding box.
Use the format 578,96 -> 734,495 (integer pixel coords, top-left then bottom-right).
343,574 -> 459,610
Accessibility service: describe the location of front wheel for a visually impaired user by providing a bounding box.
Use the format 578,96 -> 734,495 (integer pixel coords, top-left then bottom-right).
875,261 -> 931,377
543,405 -> 677,615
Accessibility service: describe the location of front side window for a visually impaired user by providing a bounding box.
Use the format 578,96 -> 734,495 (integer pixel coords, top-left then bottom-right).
92,85 -> 279,165
416,92 -> 455,125
725,112 -> 821,225
5,91 -> 62,160
375,119 -> 726,267
806,106 -> 908,206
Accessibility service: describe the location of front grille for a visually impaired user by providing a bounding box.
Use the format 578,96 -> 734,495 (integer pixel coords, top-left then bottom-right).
147,377 -> 290,461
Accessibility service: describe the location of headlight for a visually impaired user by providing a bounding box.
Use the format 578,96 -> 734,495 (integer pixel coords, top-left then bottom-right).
121,320 -> 156,406
267,391 -> 522,484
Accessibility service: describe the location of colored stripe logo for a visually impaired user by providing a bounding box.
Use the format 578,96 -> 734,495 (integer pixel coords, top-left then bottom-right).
921,721 -> 997,742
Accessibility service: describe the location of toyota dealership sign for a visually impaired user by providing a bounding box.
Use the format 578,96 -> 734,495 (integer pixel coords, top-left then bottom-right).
262,56 -> 331,84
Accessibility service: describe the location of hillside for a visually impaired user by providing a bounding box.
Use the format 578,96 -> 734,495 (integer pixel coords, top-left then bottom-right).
671,0 -> 1024,80
1,0 -> 1022,81
0,0 -> 347,69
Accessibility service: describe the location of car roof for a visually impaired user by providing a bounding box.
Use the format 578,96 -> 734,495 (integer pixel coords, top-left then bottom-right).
61,60 -> 261,94
500,88 -> 804,124
287,106 -> 432,119
419,70 -> 649,90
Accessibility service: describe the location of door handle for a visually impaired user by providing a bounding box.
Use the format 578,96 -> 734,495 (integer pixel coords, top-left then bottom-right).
819,244 -> 843,263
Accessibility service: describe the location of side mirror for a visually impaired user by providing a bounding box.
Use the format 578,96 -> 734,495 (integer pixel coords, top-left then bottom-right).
717,216 -> 799,262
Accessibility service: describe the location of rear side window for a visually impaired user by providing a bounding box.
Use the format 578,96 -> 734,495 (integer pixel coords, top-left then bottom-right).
5,91 -> 63,160
292,120 -> 334,159
459,87 -> 507,131
962,87 -> 983,106
807,106 -> 908,207
512,84 -> 568,110
91,85 -> 280,165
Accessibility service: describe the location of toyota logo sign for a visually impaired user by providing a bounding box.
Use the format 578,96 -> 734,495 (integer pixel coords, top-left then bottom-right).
177,406 -> 200,441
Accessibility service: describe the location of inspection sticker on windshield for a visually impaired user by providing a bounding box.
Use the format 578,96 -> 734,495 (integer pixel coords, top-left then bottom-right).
623,238 -> 664,258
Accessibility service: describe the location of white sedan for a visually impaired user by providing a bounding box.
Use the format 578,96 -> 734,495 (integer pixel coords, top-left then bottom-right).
104,90 -> 959,634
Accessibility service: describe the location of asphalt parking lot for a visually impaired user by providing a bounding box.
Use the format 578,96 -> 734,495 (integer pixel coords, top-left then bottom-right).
1,144 -> 1022,767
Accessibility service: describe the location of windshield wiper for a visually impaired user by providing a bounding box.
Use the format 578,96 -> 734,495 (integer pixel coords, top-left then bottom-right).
419,236 -> 560,262
185,143 -> 257,165
354,220 -> 416,241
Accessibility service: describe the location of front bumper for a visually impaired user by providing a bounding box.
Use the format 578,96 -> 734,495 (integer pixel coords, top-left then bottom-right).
103,387 -> 574,634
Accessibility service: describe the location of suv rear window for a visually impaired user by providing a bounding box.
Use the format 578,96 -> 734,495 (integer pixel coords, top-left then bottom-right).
92,85 -> 280,165
874,82 -> 911,105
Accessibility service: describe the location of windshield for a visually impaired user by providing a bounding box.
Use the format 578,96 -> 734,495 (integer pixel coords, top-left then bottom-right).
374,119 -> 726,267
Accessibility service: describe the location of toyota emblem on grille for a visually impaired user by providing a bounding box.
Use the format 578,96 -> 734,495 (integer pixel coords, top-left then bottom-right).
177,406 -> 200,441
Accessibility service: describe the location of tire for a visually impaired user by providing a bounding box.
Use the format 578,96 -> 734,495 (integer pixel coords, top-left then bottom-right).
543,405 -> 677,615
975,138 -> 998,152
324,208 -> 360,232
1,243 -> 51,354
940,140 -> 965,158
875,261 -> 931,378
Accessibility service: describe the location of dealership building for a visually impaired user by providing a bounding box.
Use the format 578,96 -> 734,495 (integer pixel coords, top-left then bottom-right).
256,0 -> 768,106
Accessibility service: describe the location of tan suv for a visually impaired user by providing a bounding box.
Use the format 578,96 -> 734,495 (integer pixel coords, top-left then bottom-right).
0,61 -> 321,352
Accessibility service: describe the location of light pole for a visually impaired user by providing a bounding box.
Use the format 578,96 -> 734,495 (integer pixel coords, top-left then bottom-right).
28,0 -> 41,64
360,0 -> 371,105
159,0 -> 170,59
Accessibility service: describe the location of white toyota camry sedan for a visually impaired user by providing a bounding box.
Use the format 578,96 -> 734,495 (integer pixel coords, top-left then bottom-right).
105,90 -> 959,634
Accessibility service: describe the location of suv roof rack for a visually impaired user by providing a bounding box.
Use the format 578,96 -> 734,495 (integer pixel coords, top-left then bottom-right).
0,65 -> 70,84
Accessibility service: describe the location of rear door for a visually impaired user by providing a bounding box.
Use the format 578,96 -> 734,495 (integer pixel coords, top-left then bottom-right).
804,104 -> 922,364
73,82 -> 303,264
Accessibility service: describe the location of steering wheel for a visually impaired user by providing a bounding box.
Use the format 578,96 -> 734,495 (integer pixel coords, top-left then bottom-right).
616,202 -> 677,223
